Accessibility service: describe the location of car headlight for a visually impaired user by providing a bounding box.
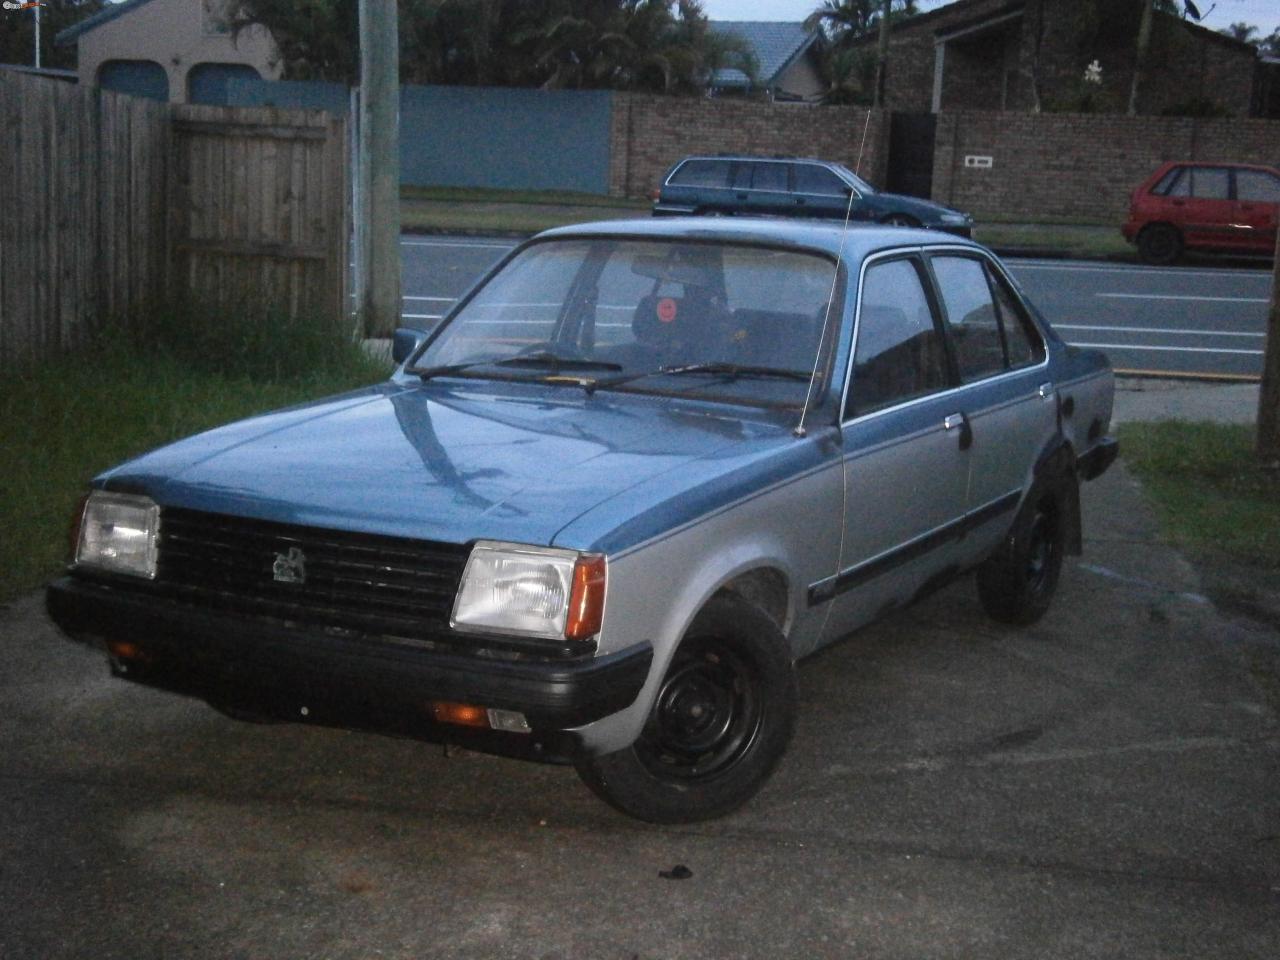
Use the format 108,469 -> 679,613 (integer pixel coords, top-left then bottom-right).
74,491 -> 160,579
940,212 -> 971,225
451,541 -> 606,642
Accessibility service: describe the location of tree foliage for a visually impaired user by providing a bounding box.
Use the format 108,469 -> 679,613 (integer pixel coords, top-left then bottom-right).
803,0 -> 916,105
227,0 -> 754,92
0,0 -> 104,70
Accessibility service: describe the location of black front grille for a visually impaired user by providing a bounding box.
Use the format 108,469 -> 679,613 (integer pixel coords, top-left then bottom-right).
153,507 -> 470,646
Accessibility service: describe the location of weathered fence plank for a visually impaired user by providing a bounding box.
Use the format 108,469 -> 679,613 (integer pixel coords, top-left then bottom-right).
168,104 -> 348,327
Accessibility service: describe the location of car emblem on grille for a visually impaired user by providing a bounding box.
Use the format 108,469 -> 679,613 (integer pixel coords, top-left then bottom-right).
272,546 -> 306,585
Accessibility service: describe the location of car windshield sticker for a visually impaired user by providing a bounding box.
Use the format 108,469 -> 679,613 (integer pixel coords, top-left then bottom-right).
657,298 -> 677,323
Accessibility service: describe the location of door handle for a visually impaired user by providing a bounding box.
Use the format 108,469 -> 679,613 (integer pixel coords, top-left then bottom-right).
944,413 -> 973,450
1038,382 -> 1055,400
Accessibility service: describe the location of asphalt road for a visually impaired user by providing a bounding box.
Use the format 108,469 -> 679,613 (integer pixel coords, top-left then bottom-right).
5,465 -> 1278,959
393,235 -> 1273,381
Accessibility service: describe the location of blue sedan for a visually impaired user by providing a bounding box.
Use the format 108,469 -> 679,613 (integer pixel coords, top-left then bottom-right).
48,218 -> 1117,823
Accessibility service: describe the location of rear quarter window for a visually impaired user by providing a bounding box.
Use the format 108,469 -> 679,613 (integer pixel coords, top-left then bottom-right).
669,160 -> 732,188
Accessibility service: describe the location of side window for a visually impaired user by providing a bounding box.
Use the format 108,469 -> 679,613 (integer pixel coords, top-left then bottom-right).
793,164 -> 849,197
846,258 -> 948,419
1191,167 -> 1230,201
1153,166 -> 1184,196
669,160 -> 731,188
1164,168 -> 1191,197
1236,170 -> 1280,203
986,265 -> 1045,369
930,256 -> 1004,383
751,162 -> 789,192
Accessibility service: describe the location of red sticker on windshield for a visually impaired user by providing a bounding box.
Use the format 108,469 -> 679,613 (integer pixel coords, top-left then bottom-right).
656,298 -> 677,323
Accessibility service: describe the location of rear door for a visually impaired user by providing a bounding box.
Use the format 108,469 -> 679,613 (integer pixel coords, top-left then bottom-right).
1232,168 -> 1280,255
825,254 -> 969,629
1164,165 -> 1241,249
741,161 -> 793,218
923,250 -> 1056,562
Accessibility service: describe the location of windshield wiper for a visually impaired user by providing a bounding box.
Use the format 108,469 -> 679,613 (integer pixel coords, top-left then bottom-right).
587,361 -> 812,396
658,362 -> 811,382
409,358 -> 502,381
494,352 -> 623,372
409,352 -> 622,382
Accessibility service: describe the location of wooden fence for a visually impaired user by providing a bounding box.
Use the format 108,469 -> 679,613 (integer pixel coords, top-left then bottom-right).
0,72 -> 348,373
169,105 -> 348,325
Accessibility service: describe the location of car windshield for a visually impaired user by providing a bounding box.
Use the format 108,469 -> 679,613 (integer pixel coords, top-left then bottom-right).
413,239 -> 838,408
829,163 -> 877,195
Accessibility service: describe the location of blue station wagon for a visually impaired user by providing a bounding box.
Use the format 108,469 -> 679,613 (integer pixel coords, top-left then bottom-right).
653,155 -> 975,235
48,219 -> 1117,823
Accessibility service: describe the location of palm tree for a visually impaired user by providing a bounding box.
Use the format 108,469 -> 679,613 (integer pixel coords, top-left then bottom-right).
1221,22 -> 1259,45
805,0 -> 916,107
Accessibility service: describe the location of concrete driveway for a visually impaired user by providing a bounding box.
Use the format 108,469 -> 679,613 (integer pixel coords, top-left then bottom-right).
3,461 -> 1277,958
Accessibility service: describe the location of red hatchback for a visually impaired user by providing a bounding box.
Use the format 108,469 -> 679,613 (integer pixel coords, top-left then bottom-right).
1122,161 -> 1280,265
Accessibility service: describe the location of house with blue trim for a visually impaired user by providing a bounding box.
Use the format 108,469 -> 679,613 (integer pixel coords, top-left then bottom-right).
55,0 -> 280,103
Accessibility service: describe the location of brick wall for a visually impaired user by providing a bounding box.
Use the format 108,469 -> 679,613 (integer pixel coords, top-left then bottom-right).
877,0 -> 1258,117
932,110 -> 1280,223
609,94 -> 890,199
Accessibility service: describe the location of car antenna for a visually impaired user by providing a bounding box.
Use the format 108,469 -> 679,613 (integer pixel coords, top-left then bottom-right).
794,109 -> 871,438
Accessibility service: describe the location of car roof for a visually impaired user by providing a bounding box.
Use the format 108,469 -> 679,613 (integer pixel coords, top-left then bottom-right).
535,216 -> 984,262
673,154 -> 836,165
1154,160 -> 1280,174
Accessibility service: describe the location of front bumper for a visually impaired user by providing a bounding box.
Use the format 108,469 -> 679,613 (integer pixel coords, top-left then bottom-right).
47,576 -> 652,763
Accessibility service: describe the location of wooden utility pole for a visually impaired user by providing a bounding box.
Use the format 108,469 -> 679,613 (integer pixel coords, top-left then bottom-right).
358,0 -> 401,337
874,0 -> 891,108
1257,229 -> 1280,466
1128,0 -> 1155,116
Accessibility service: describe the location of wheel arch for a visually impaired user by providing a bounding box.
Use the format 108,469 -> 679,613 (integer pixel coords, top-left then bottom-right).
1029,437 -> 1083,556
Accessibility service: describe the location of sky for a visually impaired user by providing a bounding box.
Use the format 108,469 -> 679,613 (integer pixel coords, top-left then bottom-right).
699,0 -> 1280,33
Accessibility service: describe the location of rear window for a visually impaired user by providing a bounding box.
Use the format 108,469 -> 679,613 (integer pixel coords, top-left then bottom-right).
669,160 -> 732,188
1236,170 -> 1280,203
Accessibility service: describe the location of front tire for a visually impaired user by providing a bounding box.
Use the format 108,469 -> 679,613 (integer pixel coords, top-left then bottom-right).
976,478 -> 1070,626
576,597 -> 797,824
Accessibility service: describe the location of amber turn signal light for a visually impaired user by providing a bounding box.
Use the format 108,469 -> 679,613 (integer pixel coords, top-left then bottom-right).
565,554 -> 606,642
431,701 -> 490,728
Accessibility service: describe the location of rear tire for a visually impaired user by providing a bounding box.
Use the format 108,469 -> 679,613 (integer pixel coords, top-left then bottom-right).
1137,223 -> 1183,265
976,476 -> 1071,626
576,596 -> 796,824
880,214 -> 920,228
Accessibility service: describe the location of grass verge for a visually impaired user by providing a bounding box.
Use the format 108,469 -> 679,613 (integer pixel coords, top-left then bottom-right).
0,310 -> 388,603
973,222 -> 1132,258
1117,420 -> 1280,569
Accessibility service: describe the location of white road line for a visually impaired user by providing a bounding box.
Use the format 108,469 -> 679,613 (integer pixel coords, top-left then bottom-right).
403,295 -> 455,302
1054,324 -> 1265,338
1097,293 -> 1270,304
1012,262 -> 1272,280
402,313 -> 445,320
1068,341 -> 1264,356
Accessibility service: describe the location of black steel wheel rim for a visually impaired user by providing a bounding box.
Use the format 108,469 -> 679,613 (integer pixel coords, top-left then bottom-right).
635,636 -> 764,782
1025,504 -> 1057,595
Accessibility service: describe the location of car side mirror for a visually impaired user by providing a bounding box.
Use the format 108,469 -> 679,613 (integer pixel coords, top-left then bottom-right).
392,326 -> 430,365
